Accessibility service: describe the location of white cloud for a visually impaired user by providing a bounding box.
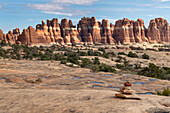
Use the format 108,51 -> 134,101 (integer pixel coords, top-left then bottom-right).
28,0 -> 98,16
160,0 -> 170,2
27,19 -> 42,21
153,0 -> 170,2
0,5 -> 2,8
43,11 -> 72,16
27,4 -> 63,11
51,0 -> 99,5
136,4 -> 153,7
155,6 -> 170,8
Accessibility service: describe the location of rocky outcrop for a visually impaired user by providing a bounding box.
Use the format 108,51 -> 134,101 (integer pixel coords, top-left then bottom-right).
114,18 -> 148,44
2,17 -> 170,46
101,19 -> 115,44
6,31 -> 16,44
18,26 -> 48,45
0,29 -> 3,42
78,17 -> 102,44
61,18 -> 81,45
147,18 -> 169,43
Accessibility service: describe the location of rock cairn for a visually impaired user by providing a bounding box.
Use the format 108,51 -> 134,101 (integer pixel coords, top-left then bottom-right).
115,81 -> 141,99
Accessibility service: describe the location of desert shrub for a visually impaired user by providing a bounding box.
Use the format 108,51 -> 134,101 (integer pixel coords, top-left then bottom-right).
137,63 -> 167,79
162,67 -> 170,74
81,58 -> 92,68
115,56 -> 124,63
156,88 -> 170,96
0,40 -> 7,46
87,50 -> 101,56
90,65 -> 100,72
93,57 -> 100,65
54,53 -> 64,61
98,47 -> 105,53
118,52 -> 127,55
142,53 -> 150,59
79,52 -> 88,56
116,64 -> 125,69
36,78 -> 42,82
107,52 -> 116,57
99,63 -> 116,72
127,51 -> 138,58
60,60 -> 68,64
134,63 -> 142,69
102,53 -> 110,58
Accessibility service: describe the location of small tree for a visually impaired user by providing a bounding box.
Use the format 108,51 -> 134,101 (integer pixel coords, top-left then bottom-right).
142,53 -> 149,59
127,52 -> 138,58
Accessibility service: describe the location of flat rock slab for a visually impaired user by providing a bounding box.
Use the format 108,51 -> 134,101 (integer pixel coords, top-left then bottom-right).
159,98 -> 170,107
115,93 -> 141,100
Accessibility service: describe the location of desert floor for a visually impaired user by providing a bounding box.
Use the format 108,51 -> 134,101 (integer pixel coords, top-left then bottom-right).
0,49 -> 170,113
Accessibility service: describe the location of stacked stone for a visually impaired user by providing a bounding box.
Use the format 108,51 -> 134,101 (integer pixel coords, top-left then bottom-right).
115,81 -> 140,99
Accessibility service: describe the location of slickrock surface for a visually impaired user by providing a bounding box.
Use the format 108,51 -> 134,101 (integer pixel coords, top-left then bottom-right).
1,17 -> 170,45
0,51 -> 170,113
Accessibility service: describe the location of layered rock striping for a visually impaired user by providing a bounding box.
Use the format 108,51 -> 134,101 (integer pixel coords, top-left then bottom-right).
0,17 -> 170,45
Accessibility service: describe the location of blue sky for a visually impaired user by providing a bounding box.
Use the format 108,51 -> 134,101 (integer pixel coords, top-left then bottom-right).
1,0 -> 170,33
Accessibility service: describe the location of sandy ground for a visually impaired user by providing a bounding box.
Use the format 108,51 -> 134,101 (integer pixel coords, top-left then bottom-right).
0,49 -> 170,113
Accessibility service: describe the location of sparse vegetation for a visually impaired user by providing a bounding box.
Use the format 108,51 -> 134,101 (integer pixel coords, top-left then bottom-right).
138,63 -> 170,80
127,51 -> 138,58
142,53 -> 150,59
156,88 -> 170,96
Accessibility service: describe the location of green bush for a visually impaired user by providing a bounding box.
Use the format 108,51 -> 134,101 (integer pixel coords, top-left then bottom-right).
134,63 -> 142,69
118,52 -> 126,55
93,57 -> 100,65
138,63 -> 167,79
81,58 -> 92,68
60,60 -> 68,64
36,78 -> 42,82
116,64 -> 125,69
142,53 -> 150,59
127,52 -> 138,58
90,65 -> 100,72
98,48 -> 105,53
156,88 -> 170,96
99,63 -> 116,73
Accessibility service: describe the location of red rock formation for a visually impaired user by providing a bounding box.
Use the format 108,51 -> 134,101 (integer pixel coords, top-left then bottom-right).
101,19 -> 115,44
78,17 -> 101,44
61,18 -> 81,45
147,18 -> 169,43
114,18 -> 148,44
6,31 -> 16,44
0,29 -> 3,42
3,17 -> 170,46
114,18 -> 131,44
18,26 -> 49,45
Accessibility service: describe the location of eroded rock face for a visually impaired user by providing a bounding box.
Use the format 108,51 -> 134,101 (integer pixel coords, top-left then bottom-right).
78,17 -> 101,44
147,18 -> 169,43
18,26 -> 48,45
3,17 -> 170,46
6,31 -> 16,44
0,29 -> 3,42
61,18 -> 81,45
101,19 -> 115,44
114,18 -> 148,44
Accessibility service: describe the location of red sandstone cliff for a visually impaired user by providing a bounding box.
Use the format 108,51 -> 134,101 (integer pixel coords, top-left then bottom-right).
0,17 -> 170,46
147,18 -> 169,43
